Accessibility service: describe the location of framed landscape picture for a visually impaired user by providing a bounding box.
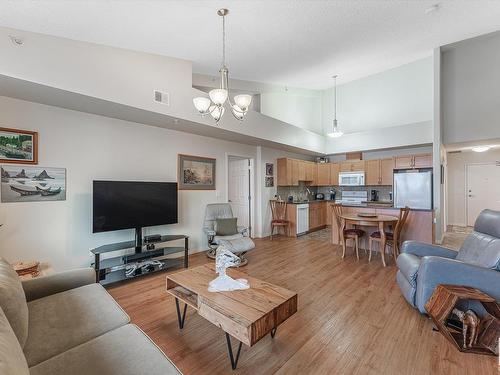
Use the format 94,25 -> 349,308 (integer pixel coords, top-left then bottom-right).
0,127 -> 38,164
178,154 -> 216,190
1,165 -> 66,202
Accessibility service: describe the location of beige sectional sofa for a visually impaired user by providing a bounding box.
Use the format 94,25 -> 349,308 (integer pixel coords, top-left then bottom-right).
0,258 -> 181,375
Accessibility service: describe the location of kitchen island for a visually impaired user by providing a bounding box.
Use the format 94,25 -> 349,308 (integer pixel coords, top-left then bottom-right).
281,200 -> 435,245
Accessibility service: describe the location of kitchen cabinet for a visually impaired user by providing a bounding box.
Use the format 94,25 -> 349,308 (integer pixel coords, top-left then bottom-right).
316,163 -> 331,186
413,153 -> 433,168
395,153 -> 432,169
380,158 -> 394,185
340,160 -> 365,172
330,163 -> 340,185
305,162 -> 315,183
365,158 -> 394,186
309,202 -> 327,230
277,158 -> 316,186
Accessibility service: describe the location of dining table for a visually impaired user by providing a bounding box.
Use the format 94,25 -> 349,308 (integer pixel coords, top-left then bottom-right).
337,212 -> 399,266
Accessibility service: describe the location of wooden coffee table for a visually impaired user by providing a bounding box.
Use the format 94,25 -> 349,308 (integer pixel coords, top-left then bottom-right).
166,264 -> 297,370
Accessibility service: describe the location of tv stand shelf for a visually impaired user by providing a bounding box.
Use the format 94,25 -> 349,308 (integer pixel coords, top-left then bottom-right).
91,235 -> 188,285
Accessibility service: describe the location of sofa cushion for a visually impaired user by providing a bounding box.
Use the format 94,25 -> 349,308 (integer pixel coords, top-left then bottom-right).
0,307 -> 29,375
396,253 -> 421,287
24,283 -> 129,367
213,233 -> 244,244
29,324 -> 182,375
457,231 -> 500,270
0,258 -> 29,347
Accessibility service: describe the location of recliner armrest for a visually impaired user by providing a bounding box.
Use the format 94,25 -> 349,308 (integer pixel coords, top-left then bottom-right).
22,268 -> 95,302
401,241 -> 458,259
416,256 -> 500,314
203,227 -> 216,236
237,226 -> 248,236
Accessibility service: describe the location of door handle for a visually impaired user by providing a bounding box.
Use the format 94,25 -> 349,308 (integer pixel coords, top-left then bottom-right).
228,199 -> 232,202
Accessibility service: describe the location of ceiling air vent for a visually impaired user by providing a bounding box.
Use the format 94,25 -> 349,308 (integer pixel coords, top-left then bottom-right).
154,90 -> 169,106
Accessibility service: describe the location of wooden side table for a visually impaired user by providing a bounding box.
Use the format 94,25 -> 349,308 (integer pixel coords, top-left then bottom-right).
425,284 -> 499,356
14,262 -> 54,281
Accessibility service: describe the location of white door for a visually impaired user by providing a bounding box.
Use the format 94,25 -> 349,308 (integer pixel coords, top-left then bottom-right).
228,158 -> 250,229
466,163 -> 500,226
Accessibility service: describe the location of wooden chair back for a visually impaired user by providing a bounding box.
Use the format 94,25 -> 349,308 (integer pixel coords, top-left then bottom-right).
330,203 -> 343,230
393,206 -> 410,245
270,200 -> 287,221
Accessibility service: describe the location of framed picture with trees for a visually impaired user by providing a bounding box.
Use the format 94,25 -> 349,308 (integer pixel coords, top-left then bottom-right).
0,127 -> 38,164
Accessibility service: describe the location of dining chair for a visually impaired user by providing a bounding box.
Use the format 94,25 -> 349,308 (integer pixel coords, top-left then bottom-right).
270,200 -> 290,240
331,203 -> 365,260
368,206 -> 410,262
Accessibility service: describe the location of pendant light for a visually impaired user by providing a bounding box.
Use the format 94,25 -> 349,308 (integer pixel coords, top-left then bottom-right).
193,9 -> 252,124
327,75 -> 343,138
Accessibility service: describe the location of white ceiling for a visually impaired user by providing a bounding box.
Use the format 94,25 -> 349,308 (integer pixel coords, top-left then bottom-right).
0,1 -> 499,89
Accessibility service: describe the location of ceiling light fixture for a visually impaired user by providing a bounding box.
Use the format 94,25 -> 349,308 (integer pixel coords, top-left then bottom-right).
192,9 -> 252,125
471,146 -> 490,153
327,75 -> 343,138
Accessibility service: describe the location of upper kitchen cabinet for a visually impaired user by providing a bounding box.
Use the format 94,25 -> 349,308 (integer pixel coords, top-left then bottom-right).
380,158 -> 394,185
340,160 -> 365,172
277,158 -> 315,186
330,163 -> 340,185
413,153 -> 433,168
365,158 -> 394,186
394,153 -> 432,169
316,163 -> 331,186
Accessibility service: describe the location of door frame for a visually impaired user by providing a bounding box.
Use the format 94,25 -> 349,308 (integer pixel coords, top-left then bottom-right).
225,152 -> 255,237
465,162 -> 497,226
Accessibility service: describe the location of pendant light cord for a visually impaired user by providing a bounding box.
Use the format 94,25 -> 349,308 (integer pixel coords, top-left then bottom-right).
334,75 -> 337,121
222,14 -> 226,67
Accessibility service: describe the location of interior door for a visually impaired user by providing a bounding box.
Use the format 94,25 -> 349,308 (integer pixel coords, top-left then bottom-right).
467,163 -> 500,226
228,158 -> 250,228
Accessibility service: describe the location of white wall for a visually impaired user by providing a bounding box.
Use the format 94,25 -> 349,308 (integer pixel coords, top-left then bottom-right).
260,91 -> 322,134
441,31 -> 500,145
323,57 -> 434,153
256,147 -> 314,237
0,96 -> 310,271
0,26 -> 325,155
446,149 -> 500,226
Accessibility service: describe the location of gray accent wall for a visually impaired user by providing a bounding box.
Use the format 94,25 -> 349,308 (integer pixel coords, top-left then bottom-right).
441,31 -> 500,145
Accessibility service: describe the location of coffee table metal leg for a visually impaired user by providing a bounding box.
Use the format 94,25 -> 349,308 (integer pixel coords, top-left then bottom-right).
271,327 -> 277,338
225,333 -> 243,370
175,298 -> 187,329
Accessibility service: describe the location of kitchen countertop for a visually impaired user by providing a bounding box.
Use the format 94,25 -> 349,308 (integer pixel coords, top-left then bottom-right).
285,200 -> 433,212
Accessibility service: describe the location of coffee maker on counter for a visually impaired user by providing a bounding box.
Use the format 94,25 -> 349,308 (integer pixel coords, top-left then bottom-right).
370,189 -> 379,202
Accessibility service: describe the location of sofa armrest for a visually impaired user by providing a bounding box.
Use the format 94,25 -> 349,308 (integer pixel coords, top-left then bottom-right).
416,256 -> 500,314
401,241 -> 458,259
22,268 -> 95,302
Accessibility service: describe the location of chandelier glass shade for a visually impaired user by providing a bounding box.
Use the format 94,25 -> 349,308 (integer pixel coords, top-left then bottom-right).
193,9 -> 252,124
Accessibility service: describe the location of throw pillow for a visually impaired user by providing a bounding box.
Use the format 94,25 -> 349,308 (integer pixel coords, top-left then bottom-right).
215,218 -> 238,236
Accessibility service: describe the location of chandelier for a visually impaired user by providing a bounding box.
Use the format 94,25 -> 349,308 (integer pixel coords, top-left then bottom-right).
327,75 -> 343,138
193,9 -> 252,124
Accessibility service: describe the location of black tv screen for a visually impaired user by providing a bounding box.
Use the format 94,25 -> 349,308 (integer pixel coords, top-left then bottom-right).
93,181 -> 178,233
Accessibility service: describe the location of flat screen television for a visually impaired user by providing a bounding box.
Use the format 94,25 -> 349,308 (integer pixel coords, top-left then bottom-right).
93,180 -> 178,233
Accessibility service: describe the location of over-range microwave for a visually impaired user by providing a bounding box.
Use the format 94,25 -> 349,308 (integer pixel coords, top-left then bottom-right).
339,172 -> 365,186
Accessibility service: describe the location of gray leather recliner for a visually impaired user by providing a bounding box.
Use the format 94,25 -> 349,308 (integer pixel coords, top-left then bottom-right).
203,203 -> 254,264
396,209 -> 500,314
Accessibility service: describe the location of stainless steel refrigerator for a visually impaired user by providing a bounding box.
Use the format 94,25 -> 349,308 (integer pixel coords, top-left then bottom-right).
393,170 -> 433,210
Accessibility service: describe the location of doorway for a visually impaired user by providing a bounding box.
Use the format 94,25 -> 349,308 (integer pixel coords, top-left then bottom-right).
466,163 -> 500,226
227,155 -> 253,236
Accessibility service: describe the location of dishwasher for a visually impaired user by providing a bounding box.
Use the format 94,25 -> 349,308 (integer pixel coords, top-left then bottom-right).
296,204 -> 309,235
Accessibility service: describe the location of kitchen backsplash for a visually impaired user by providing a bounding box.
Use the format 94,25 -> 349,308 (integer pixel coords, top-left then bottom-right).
276,183 -> 393,202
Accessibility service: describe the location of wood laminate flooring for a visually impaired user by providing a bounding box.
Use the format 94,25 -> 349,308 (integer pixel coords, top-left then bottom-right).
107,237 -> 497,375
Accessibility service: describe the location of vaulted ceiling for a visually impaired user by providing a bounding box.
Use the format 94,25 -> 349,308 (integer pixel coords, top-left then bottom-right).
1,1 -> 499,89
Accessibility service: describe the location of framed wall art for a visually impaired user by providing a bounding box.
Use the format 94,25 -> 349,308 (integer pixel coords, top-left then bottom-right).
0,127 -> 38,165
1,165 -> 66,202
178,154 -> 216,190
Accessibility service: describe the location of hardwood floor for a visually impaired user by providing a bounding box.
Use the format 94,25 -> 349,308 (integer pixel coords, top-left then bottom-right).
107,237 -> 497,375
